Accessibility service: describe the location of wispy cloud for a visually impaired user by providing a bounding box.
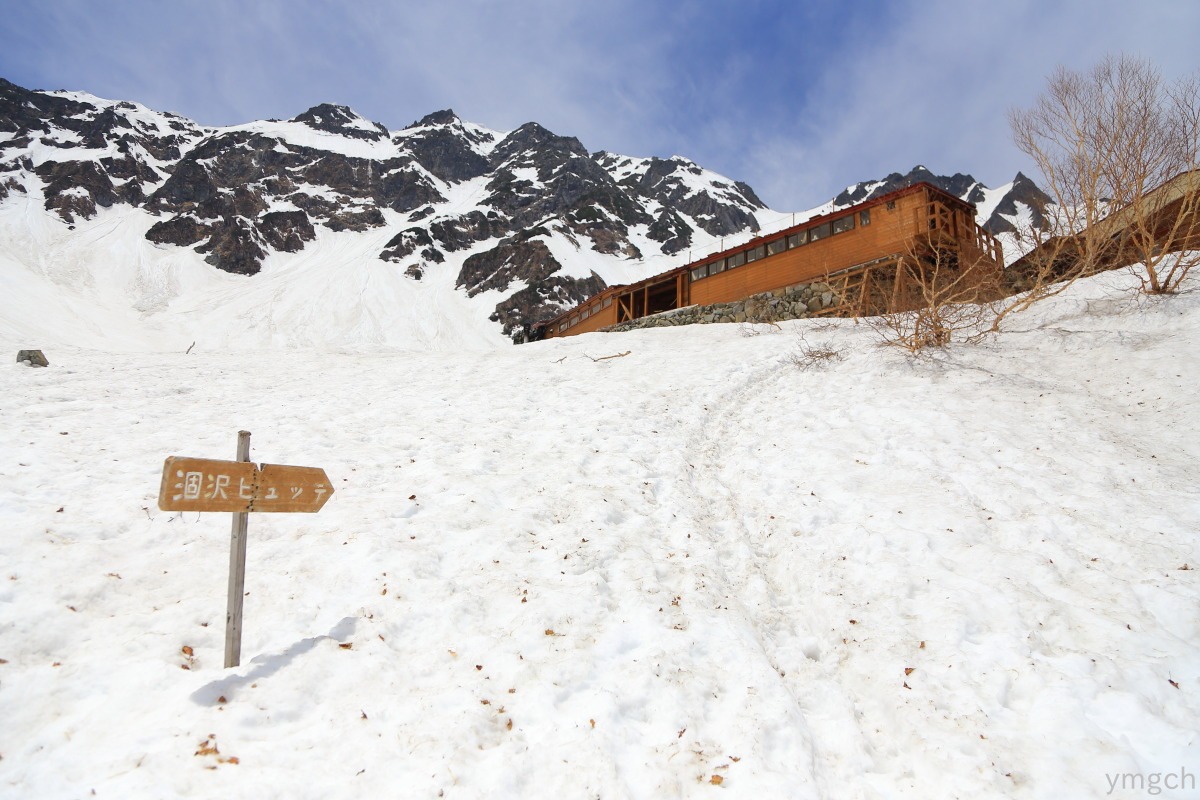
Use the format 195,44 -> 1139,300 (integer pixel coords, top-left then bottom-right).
1,0 -> 1197,210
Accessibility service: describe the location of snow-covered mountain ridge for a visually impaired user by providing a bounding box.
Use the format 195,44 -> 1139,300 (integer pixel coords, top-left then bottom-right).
0,78 -> 1042,349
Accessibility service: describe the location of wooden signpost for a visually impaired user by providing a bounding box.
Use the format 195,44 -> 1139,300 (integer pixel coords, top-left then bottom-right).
158,431 -> 334,668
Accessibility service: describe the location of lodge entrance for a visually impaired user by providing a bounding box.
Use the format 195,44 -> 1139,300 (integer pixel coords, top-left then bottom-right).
615,271 -> 689,323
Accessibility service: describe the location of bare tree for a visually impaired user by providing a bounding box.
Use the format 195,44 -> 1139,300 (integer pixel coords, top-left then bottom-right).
865,242 -> 998,352
1008,55 -> 1200,299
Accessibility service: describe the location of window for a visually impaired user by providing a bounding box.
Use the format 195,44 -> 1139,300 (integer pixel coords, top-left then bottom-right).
603,297 -> 612,308
832,215 -> 854,235
728,251 -> 746,267
886,200 -> 896,210
745,245 -> 766,263
580,308 -> 589,320
860,209 -> 871,226
559,322 -> 567,332
691,265 -> 707,281
570,315 -> 580,327
787,231 -> 806,248
710,257 -> 726,274
768,238 -> 787,255
809,221 -> 831,242
591,304 -> 599,315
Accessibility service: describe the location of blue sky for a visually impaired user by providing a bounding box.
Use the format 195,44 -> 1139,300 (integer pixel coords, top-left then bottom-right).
2,0 -> 1198,210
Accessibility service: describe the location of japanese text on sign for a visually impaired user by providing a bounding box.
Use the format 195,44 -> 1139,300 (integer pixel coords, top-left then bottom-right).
159,457 -> 333,513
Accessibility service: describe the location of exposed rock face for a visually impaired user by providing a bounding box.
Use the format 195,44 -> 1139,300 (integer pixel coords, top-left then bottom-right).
138,127 -> 443,274
259,210 -> 316,252
458,234 -> 563,297
196,217 -> 267,275
429,210 -> 508,252
292,104 -> 389,141
379,227 -> 436,263
400,110 -> 492,183
611,154 -> 762,237
647,208 -> 693,254
0,77 -> 203,224
494,273 -> 606,338
986,171 -> 1051,233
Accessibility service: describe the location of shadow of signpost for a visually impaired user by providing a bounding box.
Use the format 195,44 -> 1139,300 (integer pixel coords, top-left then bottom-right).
190,615 -> 358,705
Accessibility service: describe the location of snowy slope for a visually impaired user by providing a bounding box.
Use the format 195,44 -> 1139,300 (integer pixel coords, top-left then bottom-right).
0,190 -> 508,352
1,269 -> 1197,798
0,159 -> 791,353
1,78 -> 787,345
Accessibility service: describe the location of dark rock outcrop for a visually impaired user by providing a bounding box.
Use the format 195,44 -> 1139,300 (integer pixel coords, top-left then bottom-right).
292,104 -> 389,141
35,160 -> 118,221
146,215 -> 209,247
195,217 -> 266,275
429,210 -> 509,252
490,273 -> 606,336
647,208 -> 693,255
399,111 -> 491,183
258,210 -> 315,252
380,227 -> 437,262
16,349 -> 49,367
458,234 -> 564,297
986,172 -> 1051,233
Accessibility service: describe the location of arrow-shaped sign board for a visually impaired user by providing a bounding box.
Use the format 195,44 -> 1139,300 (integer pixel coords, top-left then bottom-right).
158,456 -> 334,513
158,433 -> 336,670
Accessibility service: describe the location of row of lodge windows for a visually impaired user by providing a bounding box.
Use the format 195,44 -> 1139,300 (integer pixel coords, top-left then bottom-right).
553,204 -> 883,332
559,295 -> 613,333
690,209 -> 870,281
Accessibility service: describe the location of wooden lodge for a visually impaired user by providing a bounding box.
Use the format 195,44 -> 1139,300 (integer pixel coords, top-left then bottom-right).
537,182 -> 1004,339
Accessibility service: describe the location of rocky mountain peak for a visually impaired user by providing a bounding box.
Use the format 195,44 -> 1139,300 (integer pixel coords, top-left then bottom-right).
834,165 -> 982,207
291,103 -> 389,141
988,171 -> 1052,233
406,109 -> 461,128
491,122 -> 588,165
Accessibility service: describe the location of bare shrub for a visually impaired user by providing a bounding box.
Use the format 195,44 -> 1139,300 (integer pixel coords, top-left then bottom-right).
788,333 -> 843,369
740,321 -> 782,337
865,243 -> 998,352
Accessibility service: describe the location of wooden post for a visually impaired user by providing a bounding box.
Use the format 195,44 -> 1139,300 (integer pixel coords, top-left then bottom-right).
224,430 -> 251,668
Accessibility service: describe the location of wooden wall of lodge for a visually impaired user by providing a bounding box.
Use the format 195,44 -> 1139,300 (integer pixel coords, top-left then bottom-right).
559,293 -> 621,337
691,188 -> 937,306
545,185 -> 1001,339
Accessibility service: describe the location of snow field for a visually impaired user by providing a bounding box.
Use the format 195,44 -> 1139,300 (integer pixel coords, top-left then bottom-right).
0,271 -> 1198,798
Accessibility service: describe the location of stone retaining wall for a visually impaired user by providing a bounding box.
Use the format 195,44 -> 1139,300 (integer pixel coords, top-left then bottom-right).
602,281 -> 840,333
